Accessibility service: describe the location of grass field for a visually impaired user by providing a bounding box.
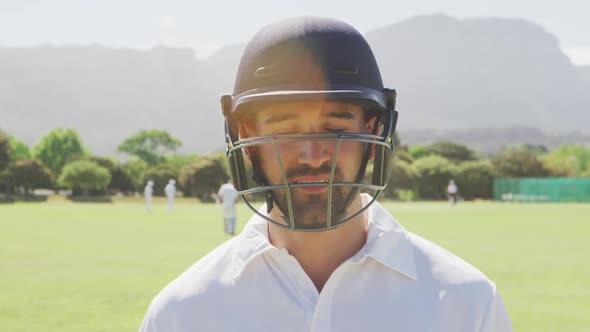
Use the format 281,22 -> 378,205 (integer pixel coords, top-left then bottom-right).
1,197 -> 589,331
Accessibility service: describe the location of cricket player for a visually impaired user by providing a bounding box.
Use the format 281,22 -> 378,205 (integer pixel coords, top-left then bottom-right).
447,179 -> 458,205
144,180 -> 154,212
164,179 -> 176,212
139,16 -> 511,332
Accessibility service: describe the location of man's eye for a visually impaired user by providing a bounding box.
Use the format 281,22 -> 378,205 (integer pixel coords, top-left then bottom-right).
326,128 -> 345,133
267,125 -> 294,135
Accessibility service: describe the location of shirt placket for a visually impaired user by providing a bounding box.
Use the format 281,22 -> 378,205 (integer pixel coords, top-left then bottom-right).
276,250 -> 320,329
309,261 -> 359,332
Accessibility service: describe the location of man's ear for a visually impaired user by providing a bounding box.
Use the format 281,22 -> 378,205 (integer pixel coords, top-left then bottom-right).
365,114 -> 378,134
239,123 -> 255,164
365,115 -> 378,161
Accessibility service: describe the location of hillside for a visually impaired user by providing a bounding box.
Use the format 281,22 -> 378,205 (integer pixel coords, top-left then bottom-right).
1,15 -> 588,155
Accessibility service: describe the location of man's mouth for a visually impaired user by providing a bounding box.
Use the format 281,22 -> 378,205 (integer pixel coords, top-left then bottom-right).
291,177 -> 330,193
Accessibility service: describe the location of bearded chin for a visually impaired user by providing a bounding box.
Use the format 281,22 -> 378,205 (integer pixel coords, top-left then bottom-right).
272,186 -> 350,230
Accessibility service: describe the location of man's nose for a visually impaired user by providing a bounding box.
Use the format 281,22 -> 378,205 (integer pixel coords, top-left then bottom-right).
296,140 -> 331,168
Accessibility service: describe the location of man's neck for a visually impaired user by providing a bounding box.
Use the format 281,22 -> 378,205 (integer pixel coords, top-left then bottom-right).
267,198 -> 369,292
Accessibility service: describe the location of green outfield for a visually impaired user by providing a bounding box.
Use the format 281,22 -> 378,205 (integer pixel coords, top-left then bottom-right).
0,198 -> 589,331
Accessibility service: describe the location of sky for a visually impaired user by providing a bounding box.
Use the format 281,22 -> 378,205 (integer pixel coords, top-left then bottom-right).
1,0 -> 589,65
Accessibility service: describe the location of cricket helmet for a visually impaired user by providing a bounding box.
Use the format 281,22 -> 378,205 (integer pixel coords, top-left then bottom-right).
221,16 -> 398,231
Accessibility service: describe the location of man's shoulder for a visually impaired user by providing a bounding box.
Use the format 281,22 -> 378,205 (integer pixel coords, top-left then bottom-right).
401,231 -> 512,330
141,237 -> 241,326
406,231 -> 497,295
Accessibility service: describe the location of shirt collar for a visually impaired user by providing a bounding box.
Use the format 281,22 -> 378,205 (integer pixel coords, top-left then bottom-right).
232,194 -> 417,281
354,195 -> 417,280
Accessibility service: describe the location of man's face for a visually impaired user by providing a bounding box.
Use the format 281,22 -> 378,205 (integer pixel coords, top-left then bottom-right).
243,100 -> 373,229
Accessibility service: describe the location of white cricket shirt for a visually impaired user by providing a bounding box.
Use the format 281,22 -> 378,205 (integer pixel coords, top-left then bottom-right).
139,195 -> 512,332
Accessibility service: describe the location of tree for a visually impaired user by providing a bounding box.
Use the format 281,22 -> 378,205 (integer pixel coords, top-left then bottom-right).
0,131 -> 13,171
10,159 -> 54,195
33,129 -> 87,175
413,155 -> 459,199
409,145 -> 429,160
10,137 -> 31,161
424,141 -> 477,163
542,145 -> 590,176
492,149 -> 549,178
518,144 -> 549,155
58,160 -> 111,196
166,154 -> 200,172
109,165 -> 135,194
179,157 -> 229,202
122,158 -> 149,190
142,163 -> 179,196
118,130 -> 182,166
540,154 -> 578,177
455,160 -> 495,199
0,131 -> 13,196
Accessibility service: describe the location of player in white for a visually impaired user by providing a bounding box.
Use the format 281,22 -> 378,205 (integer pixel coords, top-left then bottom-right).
139,17 -> 511,332
217,180 -> 239,235
164,179 -> 176,212
447,179 -> 458,206
144,180 -> 154,212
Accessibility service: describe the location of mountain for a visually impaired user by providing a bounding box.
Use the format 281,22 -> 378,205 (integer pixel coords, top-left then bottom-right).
401,126 -> 590,155
0,45 -> 227,155
366,14 -> 589,132
0,15 -> 588,156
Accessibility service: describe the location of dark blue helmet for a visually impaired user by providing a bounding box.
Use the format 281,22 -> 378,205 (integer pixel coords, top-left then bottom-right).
221,16 -> 398,231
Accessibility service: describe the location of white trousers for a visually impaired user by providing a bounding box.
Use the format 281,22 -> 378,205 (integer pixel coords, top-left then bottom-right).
223,205 -> 236,234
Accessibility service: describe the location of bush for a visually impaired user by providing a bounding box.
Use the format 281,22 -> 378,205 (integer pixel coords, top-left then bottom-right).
414,155 -> 459,199
122,159 -> 149,191
539,145 -> 590,177
82,156 -> 135,194
109,166 -> 135,194
58,160 -> 111,196
394,150 -> 414,164
142,163 -> 179,196
551,145 -> 590,174
492,149 -> 549,178
383,160 -> 418,199
539,154 -> 578,177
179,157 -> 229,202
455,160 -> 495,200
10,159 -> 54,195
397,189 -> 416,201
16,195 -> 48,202
409,145 -> 429,160
0,170 -> 13,197
0,195 -> 15,203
